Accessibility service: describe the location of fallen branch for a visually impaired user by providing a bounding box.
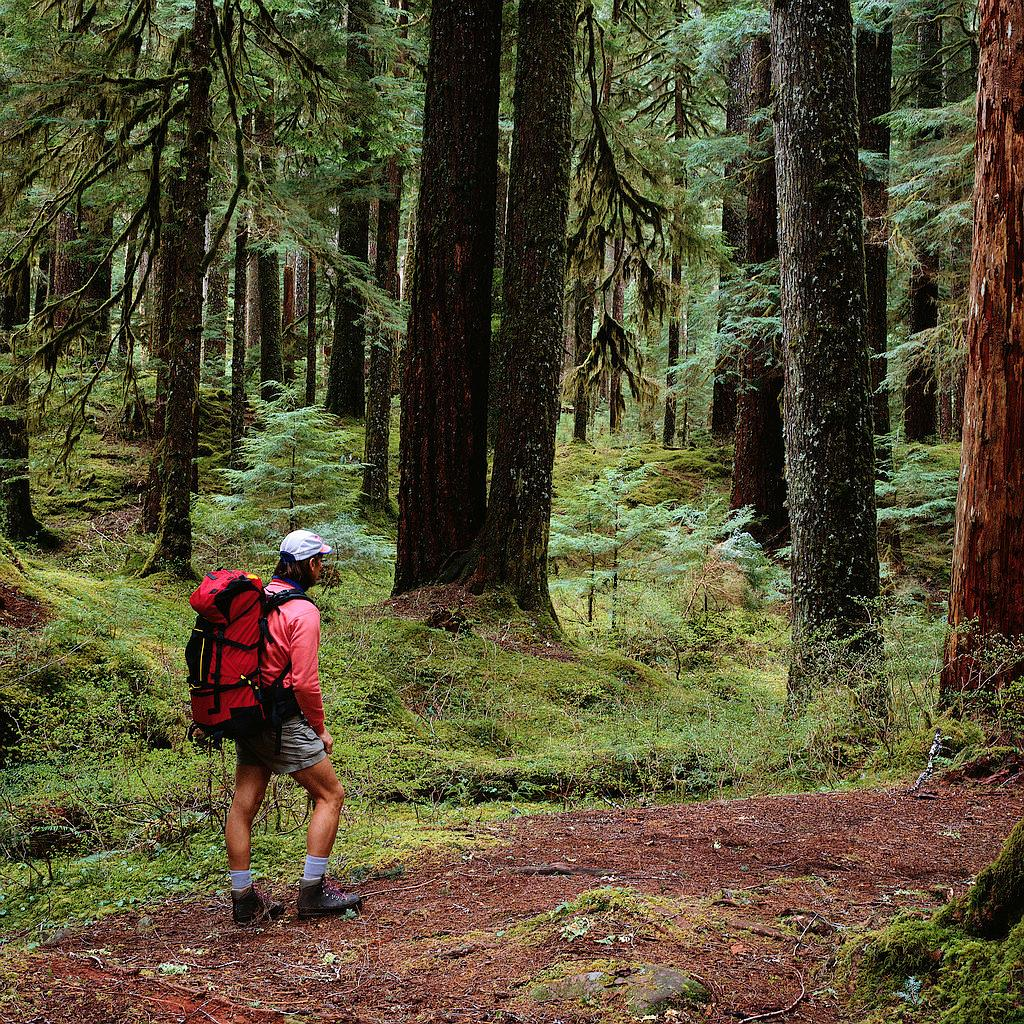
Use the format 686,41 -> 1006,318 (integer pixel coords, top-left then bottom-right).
737,968 -> 806,1023
910,730 -> 945,793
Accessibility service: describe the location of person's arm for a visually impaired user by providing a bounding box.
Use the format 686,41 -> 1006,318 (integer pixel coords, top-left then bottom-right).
287,607 -> 326,735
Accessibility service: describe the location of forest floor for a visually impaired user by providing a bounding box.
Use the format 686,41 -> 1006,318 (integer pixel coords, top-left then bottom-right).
6,776 -> 1022,1024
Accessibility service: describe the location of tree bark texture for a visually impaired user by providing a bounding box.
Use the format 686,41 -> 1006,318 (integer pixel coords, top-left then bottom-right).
305,255 -> 318,407
664,38 -> 688,449
325,0 -> 373,418
230,216 -> 247,464
363,158 -> 404,508
711,46 -> 752,440
326,200 -> 369,416
394,0 -> 502,594
0,261 -> 41,539
941,0 -> 1024,700
143,0 -> 214,576
730,35 -> 787,545
608,240 -> 626,434
572,278 -> 596,444
772,0 -> 881,693
255,108 -> 283,399
462,0 -> 574,617
904,12 -> 943,441
204,219 -> 229,375
856,22 -> 893,441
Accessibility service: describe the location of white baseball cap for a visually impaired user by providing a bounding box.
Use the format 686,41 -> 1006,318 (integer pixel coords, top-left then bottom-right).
280,530 -> 333,562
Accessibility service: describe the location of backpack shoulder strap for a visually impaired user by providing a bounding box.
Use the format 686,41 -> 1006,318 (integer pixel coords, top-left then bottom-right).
263,589 -> 316,613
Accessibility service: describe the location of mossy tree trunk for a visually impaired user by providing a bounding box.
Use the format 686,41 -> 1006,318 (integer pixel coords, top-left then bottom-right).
904,9 -> 942,442
856,18 -> 893,448
363,157 -> 404,509
0,261 -> 41,540
711,46 -> 751,441
394,0 -> 501,594
959,815 -> 1024,940
772,0 -> 881,696
729,35 -> 786,546
142,0 -> 214,577
459,0 -> 574,619
941,0 -> 1024,700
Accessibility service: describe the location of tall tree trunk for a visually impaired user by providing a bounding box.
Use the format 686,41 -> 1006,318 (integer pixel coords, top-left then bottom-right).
772,0 -> 881,696
362,158 -> 404,509
230,216 -> 247,464
326,202 -> 369,416
488,132 -> 512,447
325,0 -> 373,418
82,206 -> 113,360
711,47 -> 751,440
730,35 -> 787,545
295,250 -> 308,322
608,240 -> 626,435
0,261 -> 41,539
460,0 -> 574,618
664,25 -> 688,449
204,214 -> 229,376
305,256 -> 318,407
394,0 -> 502,594
117,230 -> 138,359
282,257 -> 296,383
941,0 -> 1024,700
141,246 -> 176,533
572,278 -> 595,444
255,107 -> 283,399
857,19 -> 894,450
905,11 -> 943,441
142,0 -> 214,576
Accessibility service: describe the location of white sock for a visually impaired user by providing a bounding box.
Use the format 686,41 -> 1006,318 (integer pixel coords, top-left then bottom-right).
302,855 -> 329,883
230,868 -> 252,893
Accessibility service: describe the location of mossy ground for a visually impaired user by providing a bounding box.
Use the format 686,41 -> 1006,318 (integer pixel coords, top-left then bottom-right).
0,373 -> 998,964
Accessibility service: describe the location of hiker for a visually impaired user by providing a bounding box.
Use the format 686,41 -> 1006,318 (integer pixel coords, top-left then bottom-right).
224,530 -> 363,926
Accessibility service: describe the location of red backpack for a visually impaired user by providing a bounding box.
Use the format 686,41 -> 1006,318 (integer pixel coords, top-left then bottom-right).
186,570 -> 311,742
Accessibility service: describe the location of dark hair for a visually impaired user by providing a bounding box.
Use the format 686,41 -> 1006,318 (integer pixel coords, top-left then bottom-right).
272,554 -> 321,590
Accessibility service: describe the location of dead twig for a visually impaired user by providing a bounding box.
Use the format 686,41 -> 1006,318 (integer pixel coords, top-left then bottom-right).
736,968 -> 806,1024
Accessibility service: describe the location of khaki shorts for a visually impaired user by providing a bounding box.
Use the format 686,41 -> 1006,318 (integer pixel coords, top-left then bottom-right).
235,717 -> 327,775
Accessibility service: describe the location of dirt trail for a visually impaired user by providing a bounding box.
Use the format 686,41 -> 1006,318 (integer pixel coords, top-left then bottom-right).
8,779 -> 1022,1024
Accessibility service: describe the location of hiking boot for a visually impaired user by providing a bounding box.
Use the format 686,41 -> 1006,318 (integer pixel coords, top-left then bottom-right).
298,877 -> 363,919
232,886 -> 284,926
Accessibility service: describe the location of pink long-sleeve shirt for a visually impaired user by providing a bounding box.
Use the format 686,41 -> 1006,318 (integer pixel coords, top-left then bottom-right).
263,578 -> 325,733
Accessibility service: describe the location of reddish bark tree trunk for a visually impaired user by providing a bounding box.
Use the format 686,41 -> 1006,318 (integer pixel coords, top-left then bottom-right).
941,0 -> 1024,699
730,35 -> 787,545
394,0 -> 502,594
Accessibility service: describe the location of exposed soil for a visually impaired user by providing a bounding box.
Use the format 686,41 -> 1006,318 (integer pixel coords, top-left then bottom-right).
0,582 -> 49,630
7,778 -> 1022,1024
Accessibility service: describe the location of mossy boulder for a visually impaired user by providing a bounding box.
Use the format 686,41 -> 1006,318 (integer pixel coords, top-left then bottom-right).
528,960 -> 709,1018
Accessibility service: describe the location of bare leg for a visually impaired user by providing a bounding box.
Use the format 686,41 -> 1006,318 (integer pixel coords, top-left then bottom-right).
291,757 -> 345,858
226,763 -> 271,871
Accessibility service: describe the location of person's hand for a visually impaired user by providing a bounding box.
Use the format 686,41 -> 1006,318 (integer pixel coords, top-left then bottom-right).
318,728 -> 334,755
